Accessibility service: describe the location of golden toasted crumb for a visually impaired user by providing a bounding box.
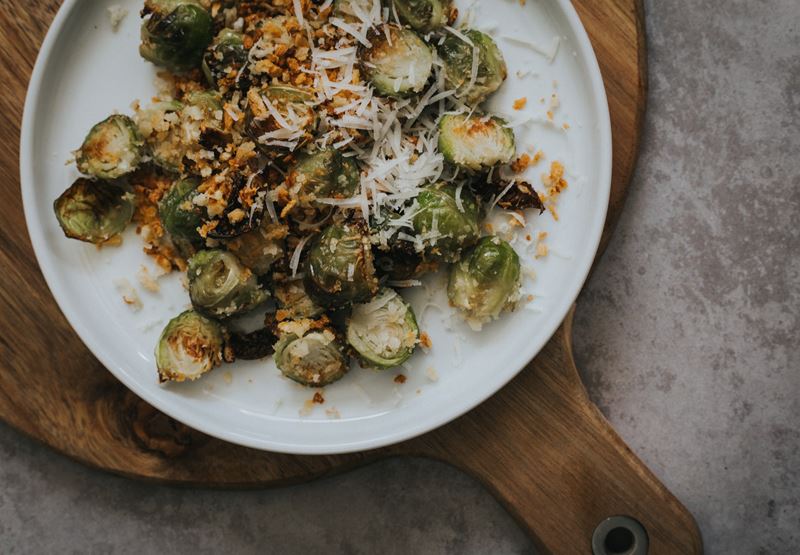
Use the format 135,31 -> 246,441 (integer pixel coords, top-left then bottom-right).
513,97 -> 527,110
511,153 -> 532,173
535,231 -> 548,259
419,332 -> 432,351
394,374 -> 407,384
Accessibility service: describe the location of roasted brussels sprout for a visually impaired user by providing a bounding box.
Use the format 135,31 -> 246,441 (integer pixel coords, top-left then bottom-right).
359,24 -> 433,98
347,288 -> 419,368
75,115 -> 145,180
139,0 -> 214,72
438,29 -> 508,106
274,280 -> 325,320
224,220 -> 288,275
392,0 -> 454,32
135,100 -> 185,172
438,113 -> 515,171
53,178 -> 134,244
448,236 -> 521,329
274,320 -> 348,387
305,221 -> 380,309
187,249 -> 270,318
288,149 -> 360,207
245,86 -> 317,153
158,178 -> 204,256
156,310 -> 224,383
202,29 -> 247,88
412,182 -> 481,262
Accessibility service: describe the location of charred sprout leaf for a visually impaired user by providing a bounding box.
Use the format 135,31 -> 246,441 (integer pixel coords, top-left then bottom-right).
224,220 -> 288,275
76,115 -> 145,180
158,178 -> 204,256
274,280 -> 325,320
373,239 -> 438,281
54,178 -> 134,244
228,327 -> 275,360
156,310 -> 224,382
187,249 -> 270,318
274,320 -> 348,387
288,148 -> 360,208
438,29 -> 507,106
439,113 -> 515,171
203,171 -> 266,240
202,29 -> 247,88
473,175 -> 546,213
305,221 -> 380,309
412,182 -> 481,262
347,288 -> 419,368
245,86 -> 317,153
359,25 -> 433,98
139,0 -> 214,72
391,0 -> 454,33
448,236 -> 521,329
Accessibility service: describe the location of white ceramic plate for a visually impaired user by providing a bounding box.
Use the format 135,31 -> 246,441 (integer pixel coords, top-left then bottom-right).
21,0 -> 611,454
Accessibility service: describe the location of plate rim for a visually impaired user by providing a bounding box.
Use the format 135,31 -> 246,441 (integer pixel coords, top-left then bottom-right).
20,0 -> 612,455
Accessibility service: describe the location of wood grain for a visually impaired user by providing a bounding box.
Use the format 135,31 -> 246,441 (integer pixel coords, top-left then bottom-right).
0,1 -> 703,553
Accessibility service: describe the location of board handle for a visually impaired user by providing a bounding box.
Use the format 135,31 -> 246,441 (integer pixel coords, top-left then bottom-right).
411,309 -> 703,554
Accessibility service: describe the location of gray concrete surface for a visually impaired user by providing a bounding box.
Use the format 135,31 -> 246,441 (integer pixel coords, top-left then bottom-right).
2,0 -> 799,553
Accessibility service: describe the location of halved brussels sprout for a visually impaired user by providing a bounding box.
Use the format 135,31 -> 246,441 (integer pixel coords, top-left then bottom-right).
139,0 -> 214,73
156,310 -> 224,383
187,249 -> 270,318
438,29 -> 508,106
305,221 -> 380,309
347,288 -> 419,368
448,236 -> 521,329
202,29 -> 247,88
274,320 -> 348,387
438,113 -> 515,171
412,182 -> 481,262
274,280 -> 325,320
359,24 -> 433,98
76,115 -> 145,180
288,148 -> 360,207
53,178 -> 134,244
135,100 -> 185,173
245,86 -> 317,153
224,220 -> 288,275
158,178 -> 204,256
392,0 -> 454,32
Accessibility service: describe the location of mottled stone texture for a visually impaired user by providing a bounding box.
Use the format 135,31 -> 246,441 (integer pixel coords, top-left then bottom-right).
1,0 -> 798,552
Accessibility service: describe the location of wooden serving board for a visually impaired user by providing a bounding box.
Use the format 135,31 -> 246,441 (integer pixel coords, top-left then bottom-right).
0,2 -> 702,553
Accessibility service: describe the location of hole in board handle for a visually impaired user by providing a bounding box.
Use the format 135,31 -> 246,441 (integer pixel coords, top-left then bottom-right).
591,515 -> 649,555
